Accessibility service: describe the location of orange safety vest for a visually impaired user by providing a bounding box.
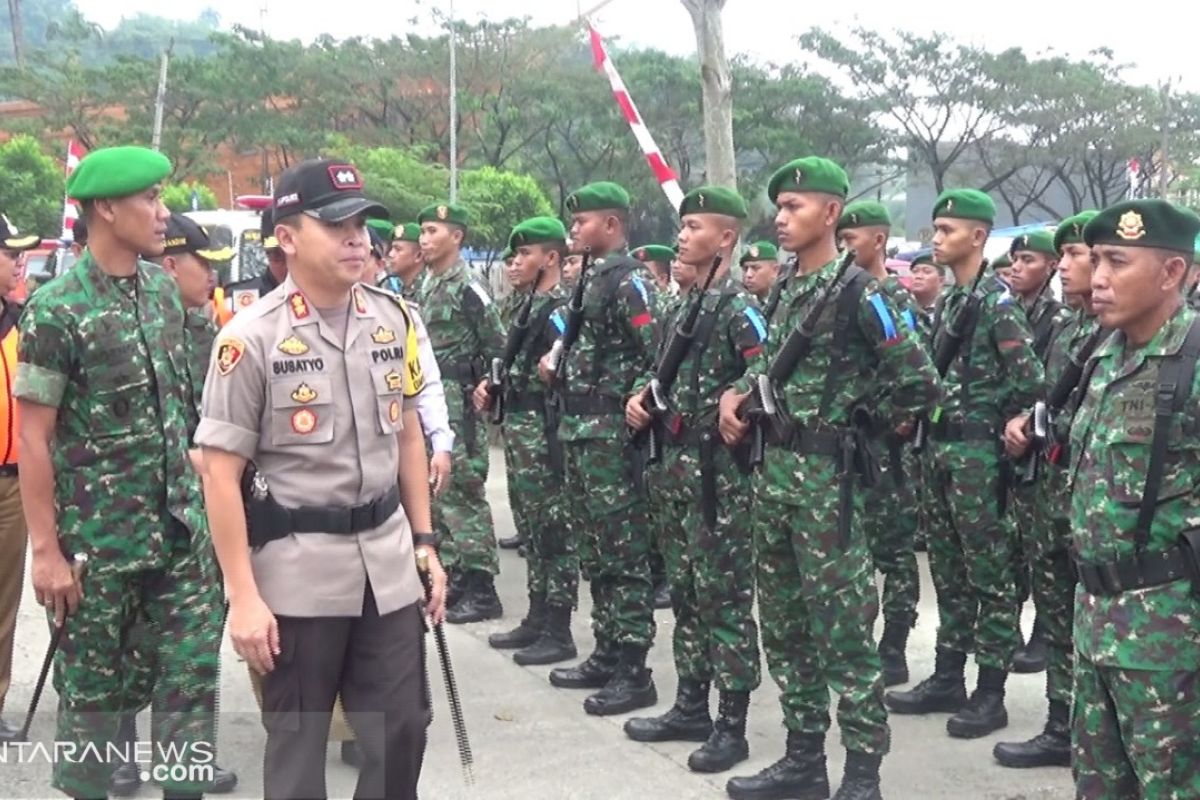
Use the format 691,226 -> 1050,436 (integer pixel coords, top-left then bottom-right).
0,302 -> 20,466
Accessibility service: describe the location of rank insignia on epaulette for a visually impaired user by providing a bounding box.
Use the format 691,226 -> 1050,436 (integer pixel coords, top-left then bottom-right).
289,292 -> 310,319
291,383 -> 317,404
384,369 -> 404,391
291,408 -> 317,434
277,335 -> 309,356
353,287 -> 368,314
216,337 -> 245,376
371,326 -> 396,345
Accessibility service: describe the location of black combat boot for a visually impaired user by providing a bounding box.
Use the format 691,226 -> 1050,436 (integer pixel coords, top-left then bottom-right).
446,569 -> 467,609
947,665 -> 1009,738
624,678 -> 711,742
446,571 -> 504,624
583,644 -> 657,716
726,730 -> 829,800
498,533 -> 524,550
885,647 -> 967,714
688,690 -> 749,773
831,751 -> 883,800
549,638 -> 619,689
488,592 -> 547,650
1011,616 -> 1048,674
993,699 -> 1071,768
109,713 -> 141,798
877,619 -> 912,687
203,766 -> 240,794
514,603 -> 577,666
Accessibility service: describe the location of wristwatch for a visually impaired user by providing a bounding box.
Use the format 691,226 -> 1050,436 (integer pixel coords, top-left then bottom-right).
413,532 -> 437,549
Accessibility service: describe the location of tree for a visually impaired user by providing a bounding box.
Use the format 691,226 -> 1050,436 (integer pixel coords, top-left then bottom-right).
681,0 -> 734,188
0,134 -> 64,236
161,181 -> 218,212
458,165 -> 554,254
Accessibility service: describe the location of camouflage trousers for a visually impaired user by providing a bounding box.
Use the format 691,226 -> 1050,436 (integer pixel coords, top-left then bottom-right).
649,438 -> 760,692
563,433 -> 655,648
925,439 -> 1020,670
502,411 -> 578,608
1009,483 -> 1036,606
51,532 -> 223,798
753,447 -> 889,756
1073,657 -> 1200,799
861,440 -> 920,627
432,412 -> 498,575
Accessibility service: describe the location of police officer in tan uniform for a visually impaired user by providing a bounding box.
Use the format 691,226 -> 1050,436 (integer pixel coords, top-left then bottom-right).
196,158 -> 446,800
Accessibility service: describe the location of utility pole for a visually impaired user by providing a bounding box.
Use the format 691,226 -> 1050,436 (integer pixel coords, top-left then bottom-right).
151,41 -> 174,152
1158,79 -> 1172,197
448,0 -> 458,202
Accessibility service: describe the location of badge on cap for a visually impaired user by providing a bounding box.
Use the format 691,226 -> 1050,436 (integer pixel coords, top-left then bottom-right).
946,199 -> 954,212
384,369 -> 404,392
850,213 -> 859,226
371,326 -> 396,345
436,205 -> 449,221
216,338 -> 245,377
698,193 -> 706,208
749,245 -> 759,258
291,383 -> 317,404
1117,211 -> 1146,241
328,164 -> 362,190
388,399 -> 401,423
566,194 -> 578,212
277,335 -> 310,356
289,292 -> 310,320
794,168 -> 803,184
291,408 -> 317,434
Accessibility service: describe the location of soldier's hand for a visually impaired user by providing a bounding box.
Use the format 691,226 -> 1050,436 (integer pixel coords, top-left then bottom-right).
429,451 -> 452,497
625,391 -> 651,431
230,594 -> 280,676
471,379 -> 491,413
423,549 -> 449,625
1004,413 -> 1031,459
31,548 -> 83,627
537,353 -> 554,385
718,389 -> 750,445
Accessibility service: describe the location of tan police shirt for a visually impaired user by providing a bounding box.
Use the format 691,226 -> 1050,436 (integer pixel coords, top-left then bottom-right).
195,274 -> 426,617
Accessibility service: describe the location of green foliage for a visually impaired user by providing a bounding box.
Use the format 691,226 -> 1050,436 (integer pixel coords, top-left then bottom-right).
0,135 -> 65,237
161,181 -> 218,213
458,166 -> 554,252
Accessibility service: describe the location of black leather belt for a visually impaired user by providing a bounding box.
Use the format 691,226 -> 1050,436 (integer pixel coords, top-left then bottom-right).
0,464 -> 16,477
561,393 -> 624,416
440,364 -> 477,384
504,391 -> 548,414
930,418 -> 996,442
1075,546 -> 1189,597
270,485 -> 400,536
766,425 -> 844,457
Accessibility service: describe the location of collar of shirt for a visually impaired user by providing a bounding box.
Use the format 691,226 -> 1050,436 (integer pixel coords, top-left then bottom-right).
1095,304 -> 1195,382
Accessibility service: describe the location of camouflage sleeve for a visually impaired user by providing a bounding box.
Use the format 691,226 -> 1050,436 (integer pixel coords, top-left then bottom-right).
858,288 -> 942,426
194,328 -> 266,459
616,270 -> 658,372
990,296 -> 1045,415
727,297 -> 768,370
464,281 -> 505,364
14,300 -> 74,408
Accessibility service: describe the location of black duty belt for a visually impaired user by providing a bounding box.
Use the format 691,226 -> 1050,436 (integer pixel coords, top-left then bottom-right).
503,391 -> 548,414
1074,545 -> 1189,597
766,426 -> 844,457
440,364 -> 478,384
251,485 -> 401,542
930,418 -> 996,442
561,392 -> 624,416
0,464 -> 16,477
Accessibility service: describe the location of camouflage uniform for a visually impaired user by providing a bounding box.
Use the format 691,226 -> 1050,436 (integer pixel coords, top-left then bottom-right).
735,259 -> 941,755
645,276 -> 764,692
1067,306 -> 1200,798
14,253 -> 221,798
558,253 -> 658,647
418,258 -> 505,574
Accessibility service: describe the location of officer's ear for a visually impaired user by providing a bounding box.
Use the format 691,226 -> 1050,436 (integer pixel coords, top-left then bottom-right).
970,222 -> 990,249
822,199 -> 844,231
276,219 -> 301,258
92,198 -> 118,225
450,226 -> 465,248
159,255 -> 177,276
1160,250 -> 1189,294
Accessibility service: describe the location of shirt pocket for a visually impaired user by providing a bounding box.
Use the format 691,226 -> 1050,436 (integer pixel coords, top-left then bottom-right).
370,365 -> 407,436
1106,416 -> 1198,508
268,375 -> 334,446
83,355 -> 154,440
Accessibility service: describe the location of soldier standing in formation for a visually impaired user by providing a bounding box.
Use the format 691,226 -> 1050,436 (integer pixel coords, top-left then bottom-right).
739,241 -> 779,305
385,222 -> 425,302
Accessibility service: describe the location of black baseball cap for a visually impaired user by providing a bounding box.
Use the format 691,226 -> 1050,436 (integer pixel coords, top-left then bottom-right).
272,158 -> 388,224
163,213 -> 233,260
0,214 -> 39,251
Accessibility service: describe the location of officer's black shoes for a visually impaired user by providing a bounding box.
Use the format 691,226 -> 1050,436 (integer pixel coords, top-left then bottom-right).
831,751 -> 883,800
624,678 -> 712,742
653,579 -> 672,610
583,645 -> 657,716
726,730 -> 829,800
688,691 -> 750,773
885,647 -> 967,714
514,604 -> 577,666
947,666 -> 1008,738
341,740 -> 362,767
549,638 -> 618,688
993,699 -> 1071,768
489,592 -> 547,649
877,620 -> 911,687
498,533 -> 524,550
446,571 -> 504,624
1011,617 -> 1048,674
108,761 -> 142,797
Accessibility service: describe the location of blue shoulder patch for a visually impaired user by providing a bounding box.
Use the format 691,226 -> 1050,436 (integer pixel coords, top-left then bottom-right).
550,309 -> 567,334
901,308 -> 918,332
630,274 -> 649,306
743,306 -> 767,342
868,293 -> 899,340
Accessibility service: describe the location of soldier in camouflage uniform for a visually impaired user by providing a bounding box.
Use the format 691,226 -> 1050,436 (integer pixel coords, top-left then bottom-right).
17,146 -> 222,800
542,181 -> 660,717
719,157 -> 941,800
837,200 -> 923,687
1061,199 -> 1200,798
417,202 -> 506,623
477,217 -> 579,665
994,210 -> 1101,769
624,187 -> 764,774
634,244 -> 675,315
385,222 -> 425,303
739,241 -> 780,305
886,189 -> 1044,743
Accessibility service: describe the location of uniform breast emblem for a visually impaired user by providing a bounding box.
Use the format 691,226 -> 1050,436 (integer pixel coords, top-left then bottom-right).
277,335 -> 310,356
291,383 -> 317,404
384,369 -> 404,392
371,326 -> 396,345
291,408 -> 317,434
216,337 -> 246,376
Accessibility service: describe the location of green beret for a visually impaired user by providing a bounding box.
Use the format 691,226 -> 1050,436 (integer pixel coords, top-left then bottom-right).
1084,199 -> 1200,255
565,181 -> 630,213
366,218 -> 395,241
838,200 -> 891,231
67,146 -> 172,201
395,222 -> 421,243
417,202 -> 469,228
678,186 -> 747,219
1053,211 -> 1099,254
991,252 -> 1012,270
508,216 -> 568,250
633,244 -> 676,264
740,241 -> 779,264
1009,229 -> 1057,258
767,157 -> 850,203
909,253 -> 939,270
932,189 -> 996,224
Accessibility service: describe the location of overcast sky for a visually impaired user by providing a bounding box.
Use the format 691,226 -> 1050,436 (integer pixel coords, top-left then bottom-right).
74,0 -> 1197,93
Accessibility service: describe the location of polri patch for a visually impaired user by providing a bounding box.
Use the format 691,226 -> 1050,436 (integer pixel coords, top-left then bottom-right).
216,338 -> 246,376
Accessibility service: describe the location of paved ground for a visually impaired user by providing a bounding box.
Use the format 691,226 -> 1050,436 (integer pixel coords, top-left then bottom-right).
1,447 -> 1075,799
